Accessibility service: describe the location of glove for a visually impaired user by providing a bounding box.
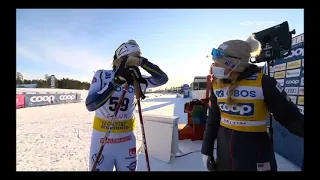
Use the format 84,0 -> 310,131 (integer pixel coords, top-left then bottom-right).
202,154 -> 216,171
125,56 -> 147,68
114,59 -> 143,86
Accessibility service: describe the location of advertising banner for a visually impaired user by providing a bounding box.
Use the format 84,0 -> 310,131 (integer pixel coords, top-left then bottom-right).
56,93 -> 78,104
183,84 -> 189,98
16,94 -> 25,108
264,33 -> 304,168
24,94 -> 57,107
24,93 -> 80,107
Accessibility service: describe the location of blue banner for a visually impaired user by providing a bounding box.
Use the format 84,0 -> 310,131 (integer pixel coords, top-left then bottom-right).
183,84 -> 189,98
24,93 -> 81,107
264,34 -> 304,168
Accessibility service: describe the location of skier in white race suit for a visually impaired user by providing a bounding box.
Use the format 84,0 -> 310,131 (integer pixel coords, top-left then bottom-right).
85,40 -> 168,171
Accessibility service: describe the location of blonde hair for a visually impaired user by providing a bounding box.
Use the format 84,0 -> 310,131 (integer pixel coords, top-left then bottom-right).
215,72 -> 240,106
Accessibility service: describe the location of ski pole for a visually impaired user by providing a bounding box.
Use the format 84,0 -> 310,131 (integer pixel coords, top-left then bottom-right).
133,78 -> 151,171
91,83 -> 129,171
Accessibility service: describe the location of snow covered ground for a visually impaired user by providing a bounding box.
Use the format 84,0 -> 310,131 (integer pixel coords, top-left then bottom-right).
16,92 -> 301,171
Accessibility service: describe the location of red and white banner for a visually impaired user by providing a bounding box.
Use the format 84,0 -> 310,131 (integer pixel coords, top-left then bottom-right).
16,94 -> 25,108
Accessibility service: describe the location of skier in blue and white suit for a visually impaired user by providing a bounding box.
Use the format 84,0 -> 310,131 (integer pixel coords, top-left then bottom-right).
85,40 -> 168,171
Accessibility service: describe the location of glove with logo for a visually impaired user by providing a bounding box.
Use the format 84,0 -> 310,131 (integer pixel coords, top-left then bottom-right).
202,154 -> 216,171
114,59 -> 143,86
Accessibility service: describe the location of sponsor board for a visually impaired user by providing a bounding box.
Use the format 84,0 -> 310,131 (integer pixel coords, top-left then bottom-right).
288,96 -> 297,104
299,87 -> 304,95
263,35 -> 304,169
300,77 -> 304,86
297,105 -> 304,115
270,73 -> 274,77
291,34 -> 304,46
276,79 -> 285,87
297,96 -> 304,105
24,93 -> 79,107
16,94 -> 25,108
285,77 -> 300,87
30,95 -> 54,103
286,59 -> 301,70
286,69 -> 301,78
274,71 -> 286,79
284,87 -> 299,95
273,63 -> 286,72
269,66 -> 275,73
59,95 -> 76,101
276,83 -> 283,92
284,47 -> 304,59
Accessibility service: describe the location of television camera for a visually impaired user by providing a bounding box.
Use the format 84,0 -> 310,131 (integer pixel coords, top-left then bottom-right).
250,21 -> 296,64
250,21 -> 297,144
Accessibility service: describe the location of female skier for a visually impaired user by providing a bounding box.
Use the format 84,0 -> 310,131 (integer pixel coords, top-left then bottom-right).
202,35 -> 304,171
85,40 -> 168,171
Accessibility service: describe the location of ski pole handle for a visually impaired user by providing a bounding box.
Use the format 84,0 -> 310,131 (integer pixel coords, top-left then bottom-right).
133,77 -> 142,100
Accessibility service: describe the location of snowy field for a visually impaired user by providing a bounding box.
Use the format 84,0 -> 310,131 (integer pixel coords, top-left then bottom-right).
16,91 -> 173,171
16,90 -> 301,171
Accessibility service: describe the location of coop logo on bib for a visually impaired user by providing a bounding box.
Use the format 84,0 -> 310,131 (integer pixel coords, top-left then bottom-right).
218,103 -> 254,116
115,85 -> 134,93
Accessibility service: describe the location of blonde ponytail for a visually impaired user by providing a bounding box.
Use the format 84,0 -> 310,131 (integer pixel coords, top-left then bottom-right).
226,73 -> 240,106
215,73 -> 240,106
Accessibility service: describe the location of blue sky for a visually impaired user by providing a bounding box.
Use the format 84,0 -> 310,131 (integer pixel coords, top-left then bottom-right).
16,9 -> 304,89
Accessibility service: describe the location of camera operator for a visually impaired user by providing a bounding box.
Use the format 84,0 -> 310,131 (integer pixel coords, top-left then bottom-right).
201,34 -> 304,171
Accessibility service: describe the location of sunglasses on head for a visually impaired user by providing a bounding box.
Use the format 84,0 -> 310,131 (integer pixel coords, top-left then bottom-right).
211,48 -> 241,60
211,48 -> 242,69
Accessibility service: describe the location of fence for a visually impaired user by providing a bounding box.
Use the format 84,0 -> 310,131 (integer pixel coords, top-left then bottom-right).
16,92 -> 82,109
